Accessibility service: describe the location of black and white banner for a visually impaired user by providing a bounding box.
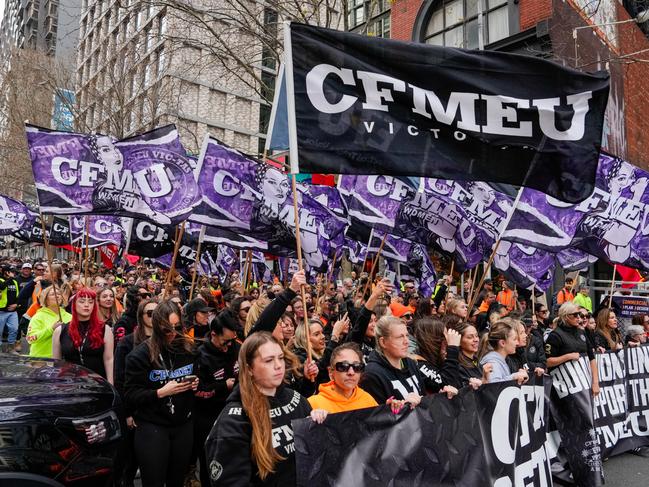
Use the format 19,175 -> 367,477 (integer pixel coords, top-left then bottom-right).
296,347 -> 649,487
593,347 -> 649,458
294,377 -> 554,487
283,23 -> 610,203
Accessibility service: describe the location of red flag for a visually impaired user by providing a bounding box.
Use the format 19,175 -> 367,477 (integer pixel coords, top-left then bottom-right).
311,174 -> 335,186
99,245 -> 119,269
616,265 -> 644,289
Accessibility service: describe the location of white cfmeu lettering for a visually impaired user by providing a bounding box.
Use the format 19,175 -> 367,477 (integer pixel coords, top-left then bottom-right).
305,64 -> 594,141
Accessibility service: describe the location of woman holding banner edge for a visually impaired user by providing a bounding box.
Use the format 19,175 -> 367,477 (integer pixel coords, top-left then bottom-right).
545,302 -> 600,396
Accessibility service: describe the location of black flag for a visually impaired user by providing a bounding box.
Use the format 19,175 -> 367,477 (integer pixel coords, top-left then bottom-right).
284,23 -> 609,203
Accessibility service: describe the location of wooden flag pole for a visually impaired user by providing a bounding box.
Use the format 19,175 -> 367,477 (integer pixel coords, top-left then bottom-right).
608,264 -> 617,309
291,174 -> 313,362
327,249 -> 339,289
164,221 -> 186,300
531,284 -> 536,318
83,216 -> 91,282
40,215 -> 62,321
244,250 -> 253,291
189,225 -> 205,301
466,266 -> 477,309
363,233 -> 388,300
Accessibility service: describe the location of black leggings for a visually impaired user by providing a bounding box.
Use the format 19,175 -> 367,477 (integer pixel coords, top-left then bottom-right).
134,420 -> 193,487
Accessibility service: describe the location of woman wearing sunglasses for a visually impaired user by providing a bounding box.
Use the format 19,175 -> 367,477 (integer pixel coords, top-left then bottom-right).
125,300 -> 199,487
545,302 -> 599,396
308,343 -> 378,413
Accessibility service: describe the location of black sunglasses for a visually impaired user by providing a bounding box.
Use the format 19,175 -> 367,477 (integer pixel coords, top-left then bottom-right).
402,314 -> 414,319
145,309 -> 155,317
334,361 -> 365,373
570,312 -> 586,319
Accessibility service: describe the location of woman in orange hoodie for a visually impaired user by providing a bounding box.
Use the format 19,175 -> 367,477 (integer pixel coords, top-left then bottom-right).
308,343 -> 378,413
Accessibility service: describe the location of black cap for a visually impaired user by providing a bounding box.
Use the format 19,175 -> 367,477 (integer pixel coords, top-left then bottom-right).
186,298 -> 213,317
1,265 -> 16,273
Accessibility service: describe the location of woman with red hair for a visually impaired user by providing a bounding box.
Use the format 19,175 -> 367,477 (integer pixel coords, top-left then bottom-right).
53,287 -> 114,384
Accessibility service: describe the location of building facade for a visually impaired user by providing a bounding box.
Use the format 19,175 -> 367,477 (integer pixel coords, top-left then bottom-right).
389,0 -> 649,169
0,0 -> 81,61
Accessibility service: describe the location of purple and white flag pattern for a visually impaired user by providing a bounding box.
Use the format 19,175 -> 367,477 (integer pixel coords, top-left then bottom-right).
0,194 -> 31,236
191,136 -> 346,272
505,153 -> 649,271
27,124 -> 200,225
69,215 -> 125,248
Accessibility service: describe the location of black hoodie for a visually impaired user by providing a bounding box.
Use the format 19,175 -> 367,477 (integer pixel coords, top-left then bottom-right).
360,350 -> 429,403
124,340 -> 197,427
194,338 -> 240,417
205,384 -> 311,487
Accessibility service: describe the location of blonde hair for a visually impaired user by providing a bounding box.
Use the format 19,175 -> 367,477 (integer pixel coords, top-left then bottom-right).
478,320 -> 516,359
374,315 -> 402,355
293,319 -> 324,360
244,295 -> 270,336
37,285 -> 59,308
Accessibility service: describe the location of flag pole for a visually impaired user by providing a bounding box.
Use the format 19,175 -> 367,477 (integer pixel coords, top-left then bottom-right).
327,249 -> 339,289
363,233 -> 388,299
84,216 -> 91,282
40,214 -> 63,321
608,264 -> 617,309
467,188 -> 524,311
291,174 -> 313,362
164,221 -> 185,300
189,225 -> 205,301
244,250 -> 253,291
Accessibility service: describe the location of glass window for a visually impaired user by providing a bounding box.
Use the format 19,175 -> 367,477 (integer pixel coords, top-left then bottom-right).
487,5 -> 508,44
422,0 -> 510,49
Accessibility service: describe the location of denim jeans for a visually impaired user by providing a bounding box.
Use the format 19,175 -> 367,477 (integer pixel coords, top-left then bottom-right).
0,311 -> 19,344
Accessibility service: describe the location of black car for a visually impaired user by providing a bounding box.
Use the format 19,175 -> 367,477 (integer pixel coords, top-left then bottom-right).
0,354 -> 124,487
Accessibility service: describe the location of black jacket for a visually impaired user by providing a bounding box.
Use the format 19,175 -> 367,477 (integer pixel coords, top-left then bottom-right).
124,340 -> 197,427
205,384 -> 311,487
194,339 -> 240,418
450,346 -> 482,388
416,348 -> 462,394
249,288 -> 296,335
114,333 -> 136,415
113,308 -> 138,343
360,350 -> 429,403
526,329 -> 547,370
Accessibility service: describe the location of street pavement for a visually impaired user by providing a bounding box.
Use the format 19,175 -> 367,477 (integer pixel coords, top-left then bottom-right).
601,452 -> 649,486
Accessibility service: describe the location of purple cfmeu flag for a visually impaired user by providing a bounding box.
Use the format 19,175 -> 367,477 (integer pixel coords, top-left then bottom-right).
342,175 -> 484,270
0,194 -> 31,236
344,237 -> 368,265
69,215 -> 125,248
504,153 -> 649,270
368,229 -> 414,264
557,248 -> 598,272
192,135 -> 347,272
26,124 -> 200,225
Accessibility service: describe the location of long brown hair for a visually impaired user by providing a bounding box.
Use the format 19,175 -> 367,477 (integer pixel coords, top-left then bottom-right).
595,307 -> 622,350
148,300 -> 194,365
453,322 -> 479,370
238,332 -> 285,479
413,318 -> 445,368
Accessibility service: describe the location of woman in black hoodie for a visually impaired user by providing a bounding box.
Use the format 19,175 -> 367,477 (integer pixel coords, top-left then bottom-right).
360,316 -> 442,405
205,332 -> 327,486
124,300 -> 198,487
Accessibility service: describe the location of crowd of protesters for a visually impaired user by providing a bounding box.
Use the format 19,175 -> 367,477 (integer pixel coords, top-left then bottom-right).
1,255 -> 648,487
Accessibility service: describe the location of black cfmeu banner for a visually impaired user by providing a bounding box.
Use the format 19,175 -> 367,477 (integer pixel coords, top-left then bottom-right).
549,356 -> 603,487
13,216 -> 71,246
594,346 -> 649,458
294,377 -> 554,487
286,23 -> 610,203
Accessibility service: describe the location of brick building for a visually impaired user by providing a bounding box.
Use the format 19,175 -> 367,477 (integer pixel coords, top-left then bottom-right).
387,0 -> 649,169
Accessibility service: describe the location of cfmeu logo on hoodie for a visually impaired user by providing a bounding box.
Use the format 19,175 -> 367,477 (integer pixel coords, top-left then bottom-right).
149,364 -> 194,382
